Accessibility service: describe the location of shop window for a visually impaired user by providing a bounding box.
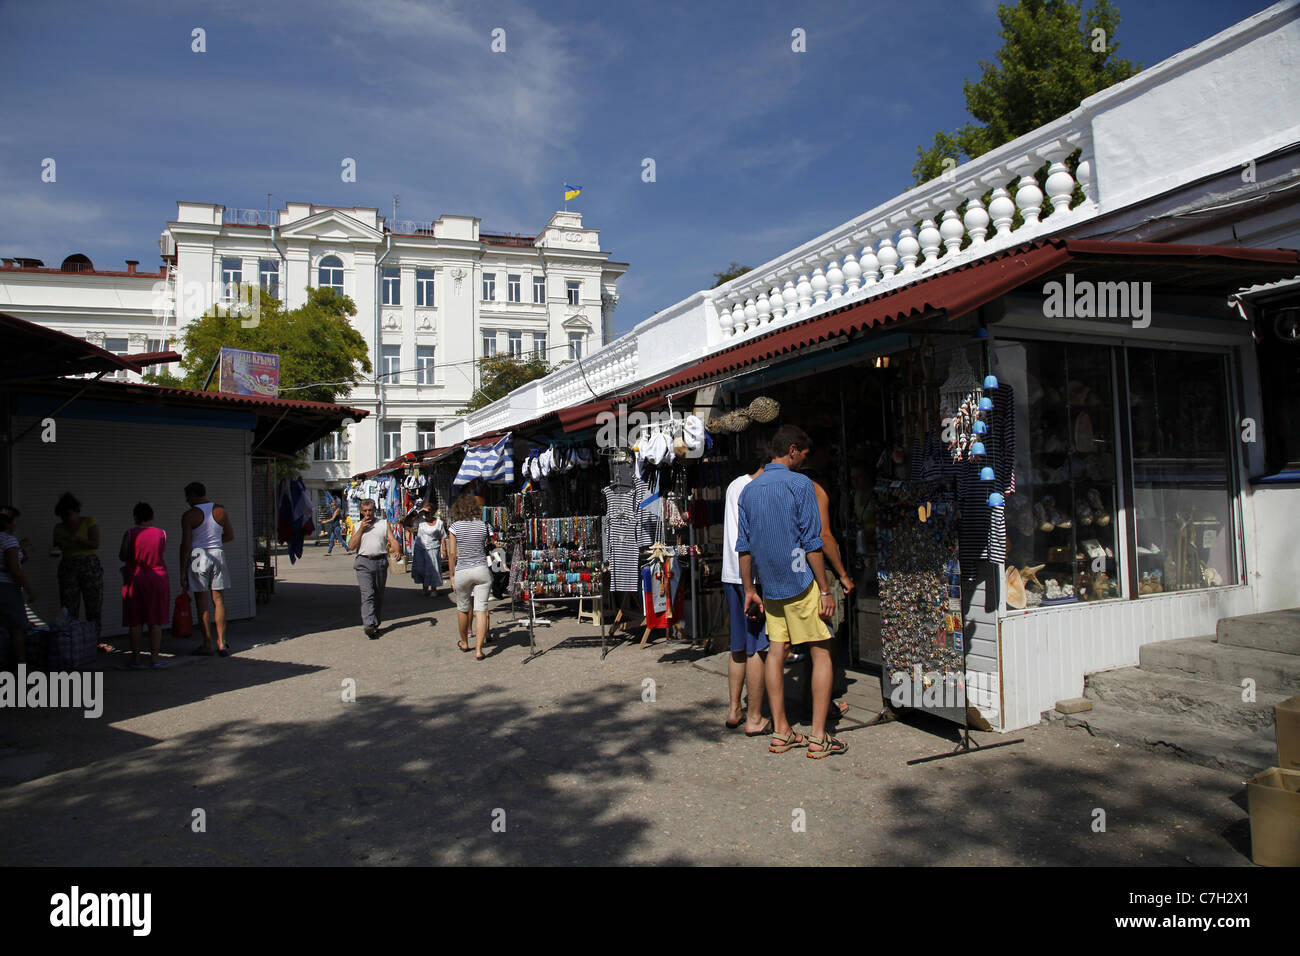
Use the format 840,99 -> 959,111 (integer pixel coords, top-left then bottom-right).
1126,348 -> 1236,593
996,339 -> 1120,607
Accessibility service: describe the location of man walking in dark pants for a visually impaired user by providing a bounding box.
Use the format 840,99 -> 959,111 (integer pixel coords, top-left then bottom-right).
348,498 -> 399,639
324,497 -> 349,555
736,424 -> 846,759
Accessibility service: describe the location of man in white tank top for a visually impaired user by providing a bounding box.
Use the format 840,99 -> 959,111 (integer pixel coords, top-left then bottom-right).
181,481 -> 235,656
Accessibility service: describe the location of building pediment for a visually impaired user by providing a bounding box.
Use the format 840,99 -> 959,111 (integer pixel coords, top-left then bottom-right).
279,209 -> 384,243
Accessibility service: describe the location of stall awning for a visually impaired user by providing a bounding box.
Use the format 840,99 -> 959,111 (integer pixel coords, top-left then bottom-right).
613,237 -> 1300,406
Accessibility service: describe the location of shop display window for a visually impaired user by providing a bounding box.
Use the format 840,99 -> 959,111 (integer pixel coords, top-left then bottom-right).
1126,348 -> 1236,594
997,339 -> 1120,608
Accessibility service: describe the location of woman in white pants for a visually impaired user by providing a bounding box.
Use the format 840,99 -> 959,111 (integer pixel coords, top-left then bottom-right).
447,495 -> 494,660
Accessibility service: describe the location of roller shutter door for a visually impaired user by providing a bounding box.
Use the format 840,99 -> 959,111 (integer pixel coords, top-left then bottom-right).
11,413 -> 255,637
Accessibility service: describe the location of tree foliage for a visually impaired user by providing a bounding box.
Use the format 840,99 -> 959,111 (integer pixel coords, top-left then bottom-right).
458,353 -> 554,413
171,287 -> 372,404
912,0 -> 1139,185
712,262 -> 752,288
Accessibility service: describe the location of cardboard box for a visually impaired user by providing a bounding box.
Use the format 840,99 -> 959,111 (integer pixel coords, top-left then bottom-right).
1277,696 -> 1300,772
1246,767 -> 1300,867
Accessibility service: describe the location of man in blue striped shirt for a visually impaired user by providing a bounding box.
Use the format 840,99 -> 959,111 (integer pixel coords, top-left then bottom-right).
737,424 -> 846,759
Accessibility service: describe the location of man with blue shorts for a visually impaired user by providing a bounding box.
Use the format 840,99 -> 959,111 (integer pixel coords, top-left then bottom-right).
722,462 -> 771,735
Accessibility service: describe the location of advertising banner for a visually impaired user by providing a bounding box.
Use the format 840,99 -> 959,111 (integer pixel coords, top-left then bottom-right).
218,347 -> 279,397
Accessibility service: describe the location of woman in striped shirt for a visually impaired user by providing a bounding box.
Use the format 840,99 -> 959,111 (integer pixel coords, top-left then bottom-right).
447,495 -> 494,660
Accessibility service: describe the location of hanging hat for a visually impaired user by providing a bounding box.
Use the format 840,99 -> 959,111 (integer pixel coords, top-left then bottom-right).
683,415 -> 705,450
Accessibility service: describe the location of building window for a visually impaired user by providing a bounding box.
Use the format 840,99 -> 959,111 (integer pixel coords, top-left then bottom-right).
482,273 -> 496,302
143,337 -> 167,374
319,255 -> 344,293
103,337 -> 130,380
532,332 -> 547,359
221,258 -> 242,300
381,344 -> 401,382
507,274 -> 521,302
313,430 -> 348,461
566,280 -> 580,306
534,275 -> 546,303
507,330 -> 523,357
416,345 -> 436,385
383,424 -> 402,461
258,259 -> 279,299
382,267 -> 400,305
416,269 -> 435,307
482,330 -> 498,358
418,420 -> 438,449
1127,348 -> 1237,593
568,332 -> 584,361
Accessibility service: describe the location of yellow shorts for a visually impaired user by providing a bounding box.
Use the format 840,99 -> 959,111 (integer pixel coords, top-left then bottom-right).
764,582 -> 828,645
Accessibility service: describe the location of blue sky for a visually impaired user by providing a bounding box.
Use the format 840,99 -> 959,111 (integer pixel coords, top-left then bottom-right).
0,0 -> 1274,335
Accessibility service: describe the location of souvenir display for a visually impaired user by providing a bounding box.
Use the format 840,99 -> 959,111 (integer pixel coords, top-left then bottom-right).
874,481 -> 964,684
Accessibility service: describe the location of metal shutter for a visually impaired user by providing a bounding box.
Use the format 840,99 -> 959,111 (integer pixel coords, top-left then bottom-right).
12,414 -> 255,637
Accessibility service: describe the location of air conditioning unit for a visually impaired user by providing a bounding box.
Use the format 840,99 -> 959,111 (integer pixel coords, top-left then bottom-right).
159,231 -> 177,257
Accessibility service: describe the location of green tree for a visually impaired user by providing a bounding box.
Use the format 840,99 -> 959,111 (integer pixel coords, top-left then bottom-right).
172,286 -> 372,404
712,262 -> 752,288
458,353 -> 554,413
912,0 -> 1139,185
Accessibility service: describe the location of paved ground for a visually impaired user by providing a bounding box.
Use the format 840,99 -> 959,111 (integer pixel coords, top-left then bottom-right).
0,543 -> 1260,866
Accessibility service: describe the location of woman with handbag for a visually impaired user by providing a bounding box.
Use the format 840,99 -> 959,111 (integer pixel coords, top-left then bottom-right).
119,502 -> 170,669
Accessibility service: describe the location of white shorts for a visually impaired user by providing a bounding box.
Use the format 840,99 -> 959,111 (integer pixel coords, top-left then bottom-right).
454,564 -> 493,613
188,547 -> 228,592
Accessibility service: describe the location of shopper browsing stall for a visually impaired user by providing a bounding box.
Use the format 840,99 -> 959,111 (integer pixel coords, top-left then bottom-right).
447,494 -> 493,660
736,425 -> 846,759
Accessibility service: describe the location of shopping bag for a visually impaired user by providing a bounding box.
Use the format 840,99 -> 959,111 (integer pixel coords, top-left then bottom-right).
172,594 -> 193,638
48,613 -> 97,669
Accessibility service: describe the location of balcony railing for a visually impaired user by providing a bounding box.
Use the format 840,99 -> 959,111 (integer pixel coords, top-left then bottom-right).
222,207 -> 280,227
707,116 -> 1094,344
389,219 -> 436,236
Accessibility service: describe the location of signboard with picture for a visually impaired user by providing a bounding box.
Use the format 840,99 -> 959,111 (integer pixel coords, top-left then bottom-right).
218,347 -> 279,397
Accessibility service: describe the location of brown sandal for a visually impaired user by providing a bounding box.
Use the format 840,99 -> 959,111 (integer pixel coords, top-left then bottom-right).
806,733 -> 847,759
769,729 -> 807,753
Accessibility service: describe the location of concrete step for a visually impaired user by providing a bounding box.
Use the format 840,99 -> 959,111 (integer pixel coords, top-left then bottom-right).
1085,667 -> 1281,734
1061,699 -> 1277,778
1216,608 -> 1300,656
1139,636 -> 1300,695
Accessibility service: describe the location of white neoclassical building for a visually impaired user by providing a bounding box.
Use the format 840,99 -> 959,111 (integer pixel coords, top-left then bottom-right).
0,203 -> 628,490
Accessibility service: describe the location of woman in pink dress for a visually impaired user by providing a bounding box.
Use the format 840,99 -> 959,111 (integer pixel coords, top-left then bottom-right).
119,502 -> 170,668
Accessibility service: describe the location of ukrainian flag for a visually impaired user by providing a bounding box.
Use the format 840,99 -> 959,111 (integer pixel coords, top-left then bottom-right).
564,183 -> 582,202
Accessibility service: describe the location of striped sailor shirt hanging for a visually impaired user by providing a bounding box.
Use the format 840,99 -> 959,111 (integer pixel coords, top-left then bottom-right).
454,434 -> 515,486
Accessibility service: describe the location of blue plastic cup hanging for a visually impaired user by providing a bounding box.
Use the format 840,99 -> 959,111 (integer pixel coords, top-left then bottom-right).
972,327 -> 989,339
979,396 -> 994,411
970,441 -> 986,457
980,466 -> 995,481
984,374 -> 999,389
988,492 -> 1005,507
973,420 -> 988,435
